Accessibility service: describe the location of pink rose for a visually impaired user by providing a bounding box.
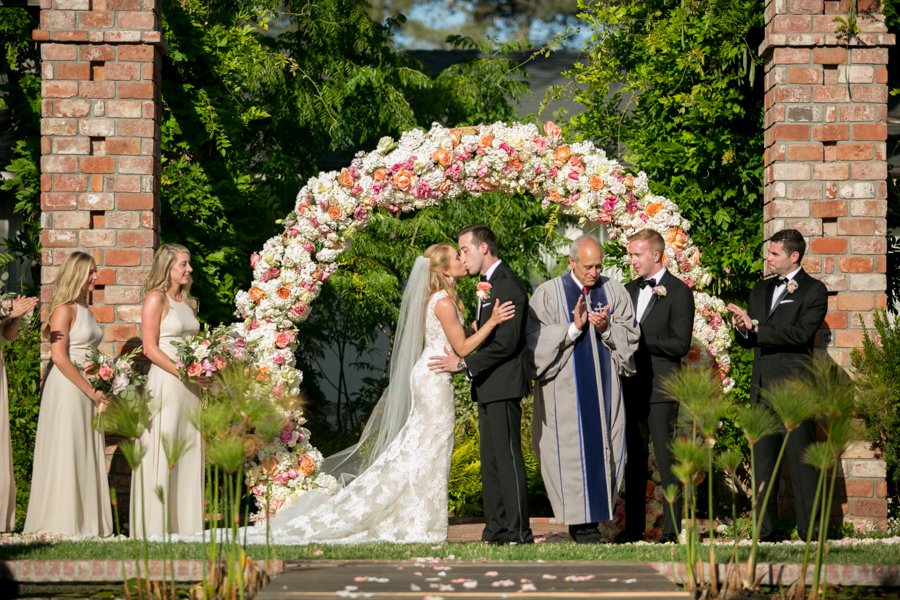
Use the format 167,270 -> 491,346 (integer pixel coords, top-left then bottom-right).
186,362 -> 203,378
544,121 -> 561,137
250,252 -> 260,267
213,355 -> 227,370
275,330 -> 295,349
98,364 -> 114,381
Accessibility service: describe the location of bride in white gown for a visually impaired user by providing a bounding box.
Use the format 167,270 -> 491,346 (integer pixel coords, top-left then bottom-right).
251,243 -> 515,544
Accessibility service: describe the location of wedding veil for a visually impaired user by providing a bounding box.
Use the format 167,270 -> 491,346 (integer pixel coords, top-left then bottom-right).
320,255 -> 431,485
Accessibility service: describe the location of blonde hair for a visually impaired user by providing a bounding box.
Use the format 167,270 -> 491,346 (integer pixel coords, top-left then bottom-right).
424,243 -> 462,313
42,251 -> 95,339
144,243 -> 197,311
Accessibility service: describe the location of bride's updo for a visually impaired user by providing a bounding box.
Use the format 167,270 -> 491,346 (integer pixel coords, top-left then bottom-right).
423,243 -> 463,312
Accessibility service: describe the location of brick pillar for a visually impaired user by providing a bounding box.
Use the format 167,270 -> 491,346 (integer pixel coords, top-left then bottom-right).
761,0 -> 894,531
34,0 -> 162,356
35,0 -> 163,531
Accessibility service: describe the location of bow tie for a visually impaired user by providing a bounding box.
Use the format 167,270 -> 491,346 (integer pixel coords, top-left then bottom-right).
479,274 -> 488,282
638,279 -> 655,289
776,276 -> 789,286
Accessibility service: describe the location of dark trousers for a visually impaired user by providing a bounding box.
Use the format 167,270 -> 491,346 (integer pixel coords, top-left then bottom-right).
478,398 -> 533,543
753,418 -> 820,539
624,400 -> 681,537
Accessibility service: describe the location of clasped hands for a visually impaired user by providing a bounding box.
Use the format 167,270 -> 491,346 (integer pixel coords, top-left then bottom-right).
572,295 -> 609,333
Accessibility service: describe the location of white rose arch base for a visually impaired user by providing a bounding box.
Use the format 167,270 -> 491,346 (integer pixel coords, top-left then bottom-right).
236,121 -> 734,518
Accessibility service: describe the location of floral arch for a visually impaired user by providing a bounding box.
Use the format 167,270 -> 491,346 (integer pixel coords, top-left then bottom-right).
236,121 -> 733,516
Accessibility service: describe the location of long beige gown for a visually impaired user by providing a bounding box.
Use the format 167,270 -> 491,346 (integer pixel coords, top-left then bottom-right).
0,340 -> 16,531
23,304 -> 113,537
130,296 -> 203,537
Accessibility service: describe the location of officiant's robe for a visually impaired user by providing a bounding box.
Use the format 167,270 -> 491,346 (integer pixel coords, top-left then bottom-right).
527,273 -> 639,525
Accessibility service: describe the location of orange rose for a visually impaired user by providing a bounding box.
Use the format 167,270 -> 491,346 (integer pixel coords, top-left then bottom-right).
645,202 -> 662,217
438,180 -> 454,194
298,454 -> 316,476
549,188 -> 562,203
262,456 -> 280,476
256,366 -> 271,382
589,175 -> 603,191
328,204 -> 342,220
448,129 -> 462,147
337,169 -> 354,188
312,267 -> 323,281
666,227 -> 688,251
276,285 -> 291,299
373,168 -> 387,182
392,169 -> 414,191
553,145 -> 571,163
432,147 -> 452,168
507,156 -> 523,171
248,287 -> 266,302
479,133 -> 494,148
624,174 -> 634,189
544,121 -> 561,137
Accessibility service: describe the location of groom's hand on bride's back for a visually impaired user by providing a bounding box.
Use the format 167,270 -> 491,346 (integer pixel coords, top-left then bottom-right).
428,348 -> 461,374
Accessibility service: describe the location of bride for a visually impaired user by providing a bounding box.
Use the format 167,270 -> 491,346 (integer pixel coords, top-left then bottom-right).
253,243 -> 515,544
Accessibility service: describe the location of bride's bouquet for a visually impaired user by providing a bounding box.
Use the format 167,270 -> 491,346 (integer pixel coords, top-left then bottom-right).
80,346 -> 146,410
171,325 -> 248,384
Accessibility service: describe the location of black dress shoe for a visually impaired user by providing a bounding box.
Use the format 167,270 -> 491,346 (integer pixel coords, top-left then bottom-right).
613,530 -> 643,544
658,533 -> 678,544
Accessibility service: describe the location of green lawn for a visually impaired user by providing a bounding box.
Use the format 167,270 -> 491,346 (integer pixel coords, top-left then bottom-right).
1,538 -> 898,565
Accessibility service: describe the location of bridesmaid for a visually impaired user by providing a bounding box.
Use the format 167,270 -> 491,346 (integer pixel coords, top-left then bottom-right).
1,291 -> 38,532
23,252 -> 113,537
131,243 -> 203,537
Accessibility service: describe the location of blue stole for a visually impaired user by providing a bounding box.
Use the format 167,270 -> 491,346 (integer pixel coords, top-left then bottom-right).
562,274 -> 614,521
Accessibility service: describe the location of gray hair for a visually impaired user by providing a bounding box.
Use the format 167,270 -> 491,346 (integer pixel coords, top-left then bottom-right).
568,235 -> 602,261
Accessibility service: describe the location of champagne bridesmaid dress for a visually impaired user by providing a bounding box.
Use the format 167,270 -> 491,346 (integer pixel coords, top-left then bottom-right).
23,304 -> 113,537
130,295 -> 203,537
0,341 -> 16,531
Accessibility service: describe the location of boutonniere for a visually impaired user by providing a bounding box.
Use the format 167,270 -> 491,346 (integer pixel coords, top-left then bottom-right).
786,279 -> 798,294
476,281 -> 492,303
652,285 -> 667,297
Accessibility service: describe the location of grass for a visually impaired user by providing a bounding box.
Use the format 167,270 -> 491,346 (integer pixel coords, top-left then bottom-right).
1,539 -> 899,564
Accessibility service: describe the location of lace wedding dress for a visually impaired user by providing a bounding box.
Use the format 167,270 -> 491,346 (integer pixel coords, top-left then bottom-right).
249,290 -> 457,544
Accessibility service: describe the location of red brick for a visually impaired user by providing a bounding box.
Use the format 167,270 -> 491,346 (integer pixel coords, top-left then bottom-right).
118,45 -> 154,62
106,175 -> 141,193
79,118 -> 115,137
850,86 -> 888,103
812,85 -> 850,102
42,43 -> 77,61
79,81 -> 116,98
106,137 -> 142,155
834,329 -> 865,348
849,498 -> 888,518
40,10 -> 76,29
41,155 -> 78,173
812,124 -> 849,141
785,144 -> 823,161
811,200 -> 846,218
813,162 -> 849,180
875,480 -> 888,498
771,14 -> 811,33
41,192 -> 77,210
51,174 -> 89,192
104,324 -> 141,343
118,156 -> 153,174
53,98 -> 91,118
91,304 -> 115,322
770,123 -> 810,141
824,311 -> 848,329
102,31 -> 142,43
771,86 -> 812,103
107,0 -> 142,8
787,66 -> 822,84
43,81 -> 78,98
91,175 -> 103,192
840,257 -> 874,273
118,230 -> 155,247
50,30 -> 90,43
773,48 -> 811,63
78,192 -> 115,210
812,47 -> 847,64
850,237 -> 887,254
105,100 -> 142,118
52,137 -> 90,155
810,237 -> 847,254
105,63 -> 141,81
105,248 -> 142,266
79,44 -> 116,61
853,123 -> 887,141
53,61 -> 91,80
851,162 -> 887,180
838,218 -> 876,235
837,105 -> 877,121
81,156 -> 116,173
103,211 -> 140,228
116,267 -> 152,286
835,143 -> 873,160
851,47 -> 889,64
79,11 -> 114,28
117,82 -> 154,99
118,11 -> 156,30
117,193 -> 155,210
52,210 -> 90,228
118,120 -> 154,137
41,229 -> 79,247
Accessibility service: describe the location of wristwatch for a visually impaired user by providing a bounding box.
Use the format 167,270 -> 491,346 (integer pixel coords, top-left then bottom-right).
750,319 -> 759,333
456,358 -> 466,372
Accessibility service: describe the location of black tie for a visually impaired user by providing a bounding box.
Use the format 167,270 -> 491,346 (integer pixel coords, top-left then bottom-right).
776,276 -> 788,286
639,278 -> 654,289
479,274 -> 488,282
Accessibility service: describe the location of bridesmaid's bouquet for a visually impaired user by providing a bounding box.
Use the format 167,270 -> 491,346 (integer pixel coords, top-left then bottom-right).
80,347 -> 147,409
171,325 -> 248,384
0,273 -> 18,320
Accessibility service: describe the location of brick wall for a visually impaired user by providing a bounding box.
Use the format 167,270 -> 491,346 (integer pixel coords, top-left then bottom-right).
34,0 -> 162,359
761,0 -> 894,531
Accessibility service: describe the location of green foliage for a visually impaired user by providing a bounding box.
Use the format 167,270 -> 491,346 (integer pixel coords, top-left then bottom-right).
3,317 -> 41,531
852,311 -> 900,500
562,0 -> 764,301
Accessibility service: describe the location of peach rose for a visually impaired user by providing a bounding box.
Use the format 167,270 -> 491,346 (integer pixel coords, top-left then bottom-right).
186,362 -> 203,378
373,168 -> 387,182
666,227 -> 688,251
507,156 -> 523,171
645,202 -> 662,217
213,355 -> 227,370
432,147 -> 452,168
337,170 -> 354,188
327,204 -> 342,220
553,145 -> 571,163
298,454 -> 316,476
479,133 -> 494,148
392,169 -> 414,191
589,175 -> 603,191
544,121 -> 561,137
275,330 -> 295,349
248,287 -> 266,302
549,188 -> 562,203
448,129 -> 462,147
567,155 -> 584,171
256,366 -> 271,382
276,285 -> 291,300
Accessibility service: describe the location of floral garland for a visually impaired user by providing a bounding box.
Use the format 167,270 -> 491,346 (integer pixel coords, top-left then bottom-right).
238,121 -> 734,517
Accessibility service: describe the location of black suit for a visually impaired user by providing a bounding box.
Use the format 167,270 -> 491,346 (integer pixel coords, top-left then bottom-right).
622,270 -> 695,538
735,268 -> 827,539
465,260 -> 533,544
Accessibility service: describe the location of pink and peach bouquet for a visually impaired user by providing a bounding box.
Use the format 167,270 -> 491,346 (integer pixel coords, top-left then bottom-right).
80,346 -> 146,404
171,325 -> 248,384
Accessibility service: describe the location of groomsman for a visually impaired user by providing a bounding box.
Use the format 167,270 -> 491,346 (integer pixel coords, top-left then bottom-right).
619,229 -> 695,544
727,228 -> 827,541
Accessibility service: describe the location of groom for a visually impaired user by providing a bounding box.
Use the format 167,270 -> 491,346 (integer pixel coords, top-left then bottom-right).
429,224 -> 534,545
